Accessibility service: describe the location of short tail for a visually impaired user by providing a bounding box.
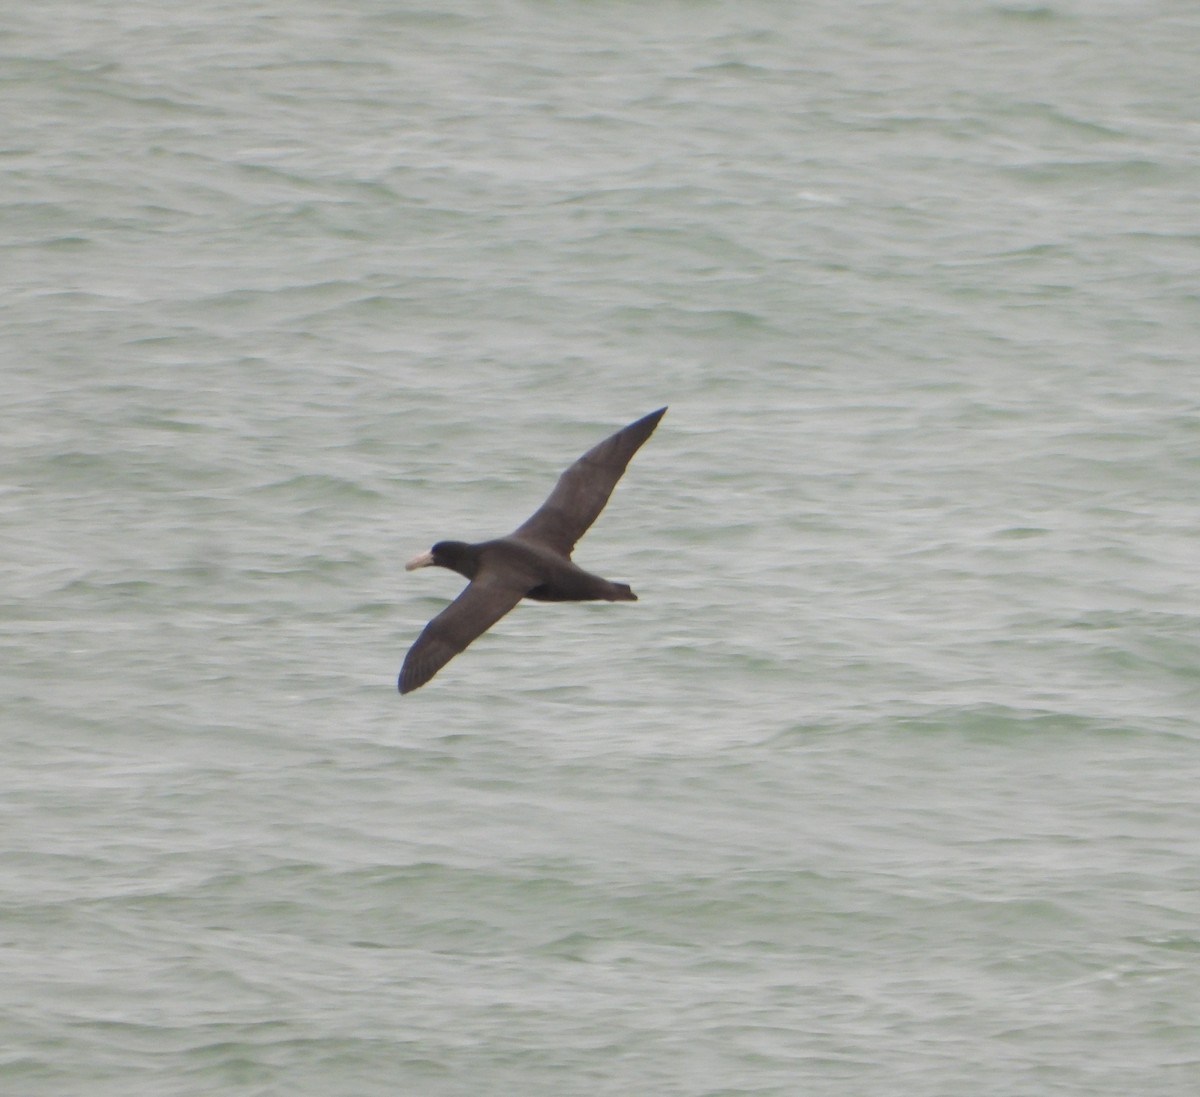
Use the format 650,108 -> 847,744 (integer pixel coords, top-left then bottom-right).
608,583 -> 637,602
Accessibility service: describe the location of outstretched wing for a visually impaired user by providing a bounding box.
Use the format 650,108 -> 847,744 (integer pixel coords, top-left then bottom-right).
399,572 -> 529,694
511,407 -> 666,557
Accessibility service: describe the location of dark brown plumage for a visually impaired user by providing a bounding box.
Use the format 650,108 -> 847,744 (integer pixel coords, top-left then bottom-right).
399,407 -> 667,694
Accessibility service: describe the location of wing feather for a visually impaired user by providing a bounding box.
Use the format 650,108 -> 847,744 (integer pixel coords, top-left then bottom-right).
398,573 -> 528,694
511,407 -> 665,556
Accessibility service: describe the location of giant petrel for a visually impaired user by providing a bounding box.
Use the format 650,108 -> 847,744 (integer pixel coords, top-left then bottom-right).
399,407 -> 667,694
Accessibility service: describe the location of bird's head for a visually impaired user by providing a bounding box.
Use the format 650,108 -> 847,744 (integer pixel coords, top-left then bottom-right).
405,540 -> 478,579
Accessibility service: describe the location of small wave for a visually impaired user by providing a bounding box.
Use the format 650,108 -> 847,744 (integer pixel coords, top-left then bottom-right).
249,473 -> 384,504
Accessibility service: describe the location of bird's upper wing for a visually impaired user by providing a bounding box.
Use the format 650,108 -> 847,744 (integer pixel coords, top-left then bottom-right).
398,571 -> 530,694
510,407 -> 666,557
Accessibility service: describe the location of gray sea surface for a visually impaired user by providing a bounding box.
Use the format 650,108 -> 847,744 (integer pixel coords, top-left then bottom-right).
4,1 -> 1200,1094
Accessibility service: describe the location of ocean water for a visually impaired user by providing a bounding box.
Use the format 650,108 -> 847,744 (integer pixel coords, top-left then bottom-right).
4,1 -> 1200,1093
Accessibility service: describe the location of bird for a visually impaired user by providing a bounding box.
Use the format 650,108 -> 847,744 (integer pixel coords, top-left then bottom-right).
398,407 -> 667,694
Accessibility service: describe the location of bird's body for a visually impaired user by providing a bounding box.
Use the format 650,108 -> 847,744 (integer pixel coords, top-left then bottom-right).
399,408 -> 666,694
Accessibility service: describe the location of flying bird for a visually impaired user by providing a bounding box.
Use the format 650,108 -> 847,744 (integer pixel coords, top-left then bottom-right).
399,407 -> 667,694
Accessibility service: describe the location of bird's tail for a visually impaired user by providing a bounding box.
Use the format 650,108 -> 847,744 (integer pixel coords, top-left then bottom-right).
607,583 -> 638,602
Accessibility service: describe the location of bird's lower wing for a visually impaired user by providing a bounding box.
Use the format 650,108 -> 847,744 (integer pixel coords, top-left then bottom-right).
511,407 -> 666,556
399,573 -> 529,694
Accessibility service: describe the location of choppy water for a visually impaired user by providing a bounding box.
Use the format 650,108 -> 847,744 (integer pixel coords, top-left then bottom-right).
4,1 -> 1200,1094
